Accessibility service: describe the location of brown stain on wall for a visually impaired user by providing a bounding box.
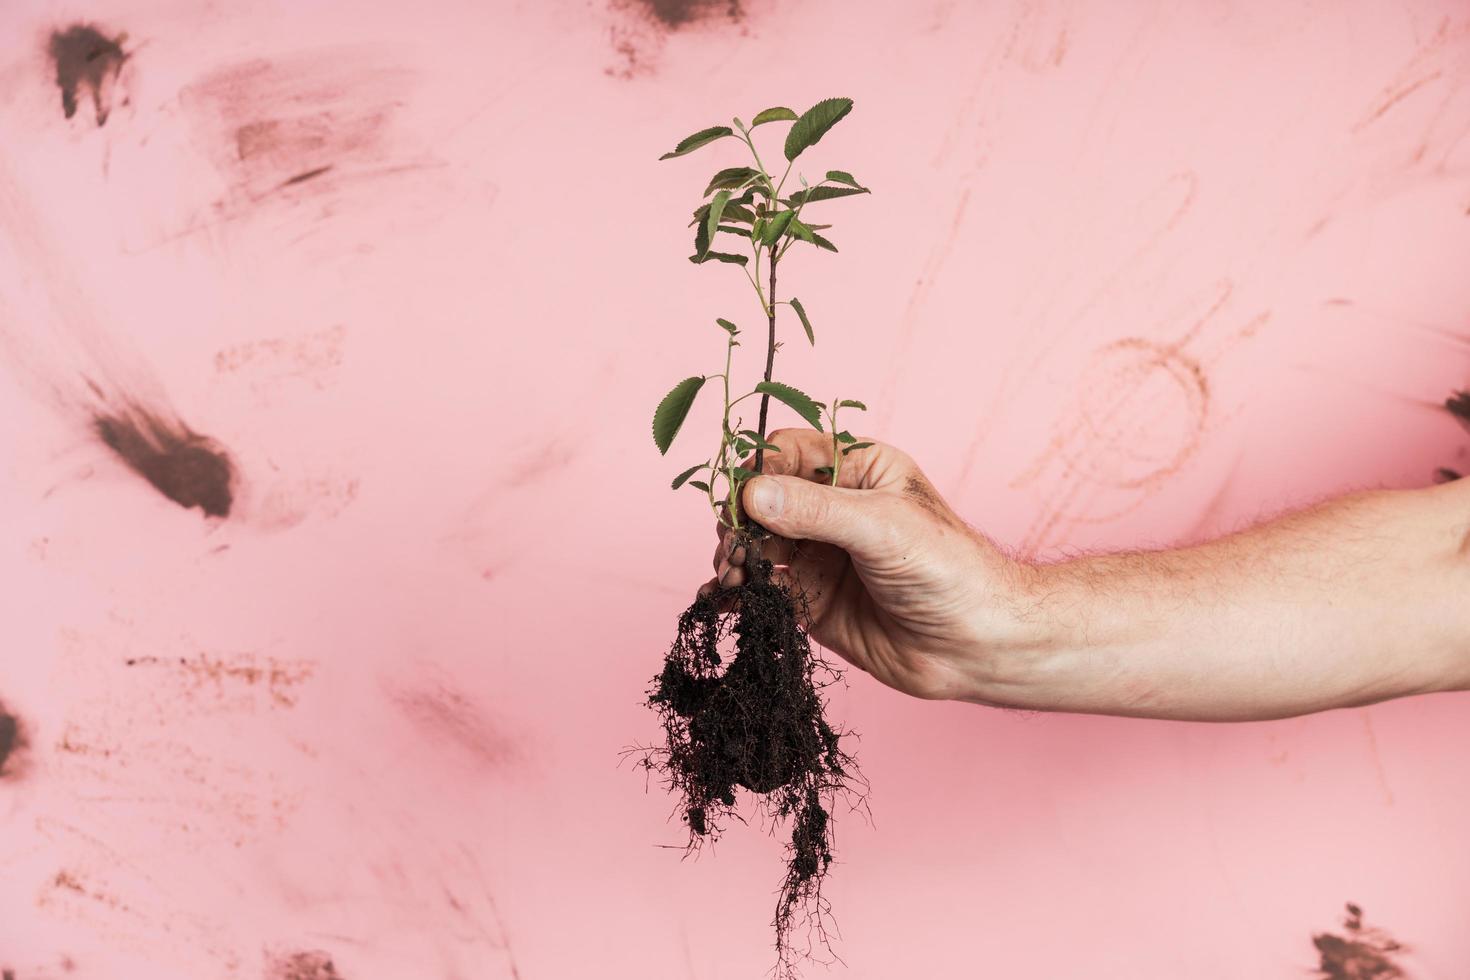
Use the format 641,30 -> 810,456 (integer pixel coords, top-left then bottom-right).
180,54 -> 413,206
607,0 -> 746,77
266,950 -> 344,980
1312,903 -> 1409,979
47,24 -> 129,126
1447,389 -> 1470,434
0,701 -> 27,780
123,652 -> 315,709
92,404 -> 236,518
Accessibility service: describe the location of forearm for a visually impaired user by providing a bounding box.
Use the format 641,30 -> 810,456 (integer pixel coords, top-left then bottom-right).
976,480 -> 1470,721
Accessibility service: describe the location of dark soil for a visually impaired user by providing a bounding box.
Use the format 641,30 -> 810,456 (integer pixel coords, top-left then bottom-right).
638,527 -> 863,976
1312,903 -> 1407,980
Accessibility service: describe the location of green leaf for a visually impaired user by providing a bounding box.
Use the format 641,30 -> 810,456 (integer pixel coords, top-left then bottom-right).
653,376 -> 707,455
841,441 -> 875,455
754,381 -> 824,431
716,224 -> 750,237
760,209 -> 796,246
672,462 -> 709,489
660,125 -> 733,160
814,465 -> 834,477
784,185 -> 869,206
693,211 -> 710,258
704,190 -> 731,252
721,203 -> 756,225
731,466 -> 759,481
784,98 -> 854,162
738,429 -> 782,452
688,480 -> 711,493
751,106 -> 798,127
838,399 -> 867,410
825,170 -> 864,189
789,218 -> 817,244
835,430 -> 856,444
732,438 -> 754,457
812,233 -> 838,252
789,297 -> 814,345
703,167 -> 760,197
689,251 -> 749,266
716,317 -> 739,334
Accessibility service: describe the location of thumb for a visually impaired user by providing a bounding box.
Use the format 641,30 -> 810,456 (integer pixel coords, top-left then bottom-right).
742,474 -> 892,560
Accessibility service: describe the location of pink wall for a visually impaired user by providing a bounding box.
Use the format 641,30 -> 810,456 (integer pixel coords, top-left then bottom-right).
2,1 -> 1469,977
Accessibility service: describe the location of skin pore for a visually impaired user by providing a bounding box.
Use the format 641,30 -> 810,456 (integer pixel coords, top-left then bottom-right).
703,428 -> 1470,722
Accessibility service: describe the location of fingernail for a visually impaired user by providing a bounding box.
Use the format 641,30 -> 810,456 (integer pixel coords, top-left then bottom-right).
751,478 -> 784,520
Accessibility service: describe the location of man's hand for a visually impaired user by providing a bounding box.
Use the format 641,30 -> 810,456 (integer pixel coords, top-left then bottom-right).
698,429 -> 1470,721
698,428 -> 1033,702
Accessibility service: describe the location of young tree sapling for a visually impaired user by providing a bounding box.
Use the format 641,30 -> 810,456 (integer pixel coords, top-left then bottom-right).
636,97 -> 873,977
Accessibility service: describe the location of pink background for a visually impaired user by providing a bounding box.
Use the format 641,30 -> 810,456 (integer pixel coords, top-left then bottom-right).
2,1 -> 1470,977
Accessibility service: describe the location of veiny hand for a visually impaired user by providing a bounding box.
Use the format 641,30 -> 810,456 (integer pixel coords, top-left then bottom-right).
699,428 -> 1031,702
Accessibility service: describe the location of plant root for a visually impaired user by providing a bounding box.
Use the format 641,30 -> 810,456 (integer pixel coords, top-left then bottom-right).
636,528 -> 866,977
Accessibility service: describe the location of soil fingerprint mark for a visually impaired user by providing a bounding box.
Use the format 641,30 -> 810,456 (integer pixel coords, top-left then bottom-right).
48,24 -> 129,126
1312,903 -> 1408,979
92,404 -> 236,518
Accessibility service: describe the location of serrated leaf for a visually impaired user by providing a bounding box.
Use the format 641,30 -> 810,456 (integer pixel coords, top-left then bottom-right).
835,430 -> 856,444
672,462 -> 709,489
733,439 -> 754,456
789,297 -> 814,345
754,381 -> 823,431
721,203 -> 756,224
689,251 -> 749,266
825,170 -> 864,189
751,106 -> 798,127
841,442 -> 875,455
751,217 -> 766,241
716,224 -> 750,237
812,233 -> 838,252
731,466 -> 758,480
688,480 -> 711,493
693,211 -> 710,258
789,218 -> 817,244
784,98 -> 854,162
703,167 -> 760,198
760,209 -> 796,246
716,317 -> 739,334
737,429 -> 781,452
704,190 -> 731,251
653,376 -> 707,455
784,185 -> 869,206
660,125 -> 733,160
838,399 -> 867,411
814,465 -> 834,477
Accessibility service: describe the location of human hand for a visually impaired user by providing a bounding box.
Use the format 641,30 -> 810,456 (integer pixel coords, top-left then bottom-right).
699,429 -> 1032,702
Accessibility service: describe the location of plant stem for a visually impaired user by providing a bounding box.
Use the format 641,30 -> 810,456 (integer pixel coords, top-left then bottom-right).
754,248 -> 778,478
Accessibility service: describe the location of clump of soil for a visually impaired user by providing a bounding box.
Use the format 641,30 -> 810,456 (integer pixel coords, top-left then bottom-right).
637,526 -> 864,975
1312,903 -> 1408,980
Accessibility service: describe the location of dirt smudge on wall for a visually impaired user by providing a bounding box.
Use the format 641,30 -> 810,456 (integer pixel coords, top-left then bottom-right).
47,24 -> 129,126
1312,903 -> 1408,979
266,950 -> 344,979
1446,389 -> 1470,433
123,652 -> 315,710
179,53 -> 414,207
387,674 -> 517,771
0,700 -> 28,780
92,403 -> 236,518
607,0 -> 747,77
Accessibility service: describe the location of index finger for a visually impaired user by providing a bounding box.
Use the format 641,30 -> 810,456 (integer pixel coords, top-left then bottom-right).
736,427 -> 903,490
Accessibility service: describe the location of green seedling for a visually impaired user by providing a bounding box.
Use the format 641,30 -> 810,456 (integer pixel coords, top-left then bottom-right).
636,98 -> 873,979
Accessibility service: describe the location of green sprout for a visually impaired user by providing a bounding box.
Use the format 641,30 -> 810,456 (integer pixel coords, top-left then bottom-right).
651,98 -> 872,531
